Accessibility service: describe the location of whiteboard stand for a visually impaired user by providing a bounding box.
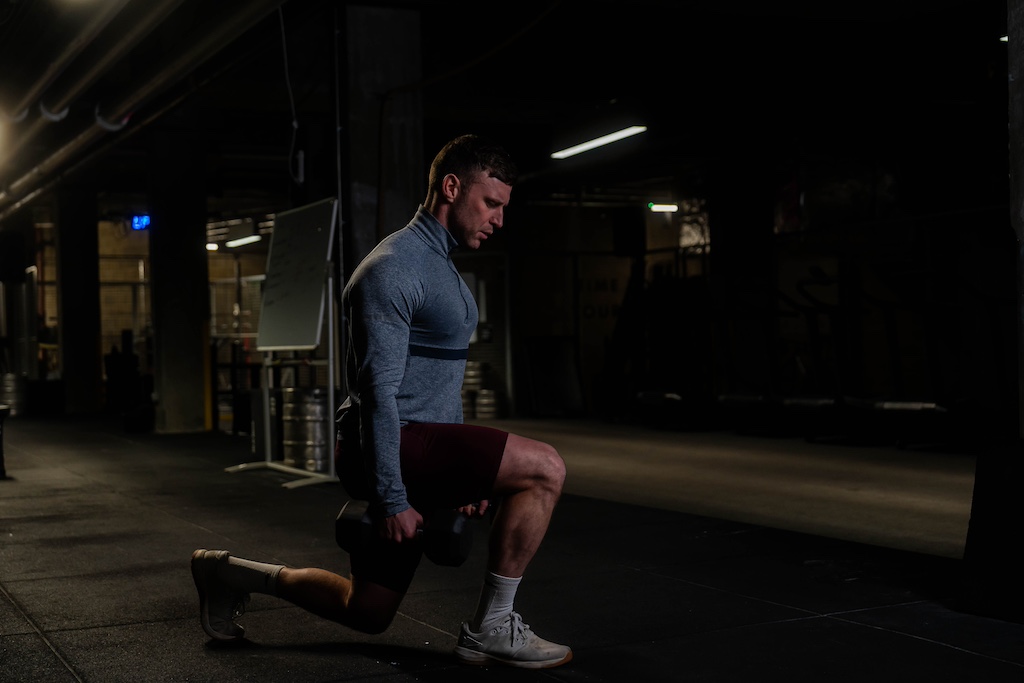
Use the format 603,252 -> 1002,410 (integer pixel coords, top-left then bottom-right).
225,197 -> 339,489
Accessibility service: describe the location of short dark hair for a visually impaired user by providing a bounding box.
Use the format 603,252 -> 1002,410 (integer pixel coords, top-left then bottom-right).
428,134 -> 518,193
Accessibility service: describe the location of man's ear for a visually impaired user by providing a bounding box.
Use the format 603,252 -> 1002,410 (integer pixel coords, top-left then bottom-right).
441,173 -> 460,201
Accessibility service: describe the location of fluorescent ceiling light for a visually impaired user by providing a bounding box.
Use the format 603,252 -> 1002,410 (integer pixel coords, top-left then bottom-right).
551,125 -> 647,159
648,203 -> 678,213
206,243 -> 219,251
225,234 -> 262,248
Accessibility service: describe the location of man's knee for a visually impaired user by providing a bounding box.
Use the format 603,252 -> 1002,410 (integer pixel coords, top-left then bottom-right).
538,442 -> 566,491
521,439 -> 566,491
497,434 -> 567,494
345,578 -> 405,634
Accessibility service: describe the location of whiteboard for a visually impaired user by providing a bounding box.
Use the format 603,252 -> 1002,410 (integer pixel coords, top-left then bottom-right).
256,197 -> 337,351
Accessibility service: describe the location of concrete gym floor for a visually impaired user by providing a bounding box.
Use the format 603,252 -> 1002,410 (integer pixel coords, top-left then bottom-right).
1,412 -> 1023,682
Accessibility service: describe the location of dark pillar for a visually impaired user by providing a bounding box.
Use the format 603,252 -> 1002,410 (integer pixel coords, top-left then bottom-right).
56,185 -> 103,414
0,208 -> 34,378
0,403 -> 9,479
0,211 -> 30,285
344,5 -> 423,270
0,210 -> 30,377
959,2 -> 1024,624
149,127 -> 210,433
706,155 -> 777,400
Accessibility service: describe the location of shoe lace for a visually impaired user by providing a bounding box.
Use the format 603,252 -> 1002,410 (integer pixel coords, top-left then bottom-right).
502,611 -> 530,646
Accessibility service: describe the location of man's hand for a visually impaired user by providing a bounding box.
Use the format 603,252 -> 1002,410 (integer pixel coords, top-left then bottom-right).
381,507 -> 423,543
457,500 -> 490,517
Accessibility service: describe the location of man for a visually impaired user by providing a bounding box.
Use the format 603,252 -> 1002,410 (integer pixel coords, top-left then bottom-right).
191,134 -> 572,669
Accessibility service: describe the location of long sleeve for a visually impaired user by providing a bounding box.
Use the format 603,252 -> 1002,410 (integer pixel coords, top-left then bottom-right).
341,207 -> 478,516
347,263 -> 418,515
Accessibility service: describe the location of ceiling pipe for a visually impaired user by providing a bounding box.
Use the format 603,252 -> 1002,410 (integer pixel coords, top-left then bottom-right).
0,34 -> 270,226
97,0 -> 288,123
42,0 -> 190,116
7,0 -> 134,120
0,0 -> 190,169
0,0 -> 288,216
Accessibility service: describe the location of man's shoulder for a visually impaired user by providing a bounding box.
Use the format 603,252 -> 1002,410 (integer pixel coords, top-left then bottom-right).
361,230 -> 421,269
349,236 -> 420,292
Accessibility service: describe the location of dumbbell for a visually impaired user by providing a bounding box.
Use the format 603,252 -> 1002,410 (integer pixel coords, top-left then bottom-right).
334,499 -> 474,567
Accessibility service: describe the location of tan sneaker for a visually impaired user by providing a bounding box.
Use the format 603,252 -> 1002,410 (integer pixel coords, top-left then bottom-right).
454,611 -> 573,669
190,549 -> 250,641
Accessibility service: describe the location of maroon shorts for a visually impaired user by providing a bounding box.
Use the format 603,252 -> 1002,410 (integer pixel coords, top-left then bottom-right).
334,420 -> 509,592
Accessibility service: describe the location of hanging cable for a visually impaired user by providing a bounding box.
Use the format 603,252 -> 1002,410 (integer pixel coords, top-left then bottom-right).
278,6 -> 302,185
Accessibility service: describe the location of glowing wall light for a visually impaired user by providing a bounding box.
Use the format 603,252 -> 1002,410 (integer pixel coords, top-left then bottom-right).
648,202 -> 678,213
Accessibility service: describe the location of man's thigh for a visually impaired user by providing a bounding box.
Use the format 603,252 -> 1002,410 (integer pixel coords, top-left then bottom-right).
400,422 -> 508,511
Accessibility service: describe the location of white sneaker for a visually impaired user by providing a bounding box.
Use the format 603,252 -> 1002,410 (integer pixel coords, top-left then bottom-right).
454,611 -> 572,669
190,549 -> 250,641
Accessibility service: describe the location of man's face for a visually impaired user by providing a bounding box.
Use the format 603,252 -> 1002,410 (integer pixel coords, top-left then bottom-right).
447,173 -> 512,250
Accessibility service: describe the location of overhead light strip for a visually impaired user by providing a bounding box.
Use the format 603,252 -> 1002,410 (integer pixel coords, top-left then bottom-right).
551,125 -> 647,159
225,234 -> 262,248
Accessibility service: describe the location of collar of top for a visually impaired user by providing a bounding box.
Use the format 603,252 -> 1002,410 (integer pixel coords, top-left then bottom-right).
410,205 -> 459,255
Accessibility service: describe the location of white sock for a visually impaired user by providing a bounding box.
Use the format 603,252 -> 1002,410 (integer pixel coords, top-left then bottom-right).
218,555 -> 284,596
470,572 -> 521,632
